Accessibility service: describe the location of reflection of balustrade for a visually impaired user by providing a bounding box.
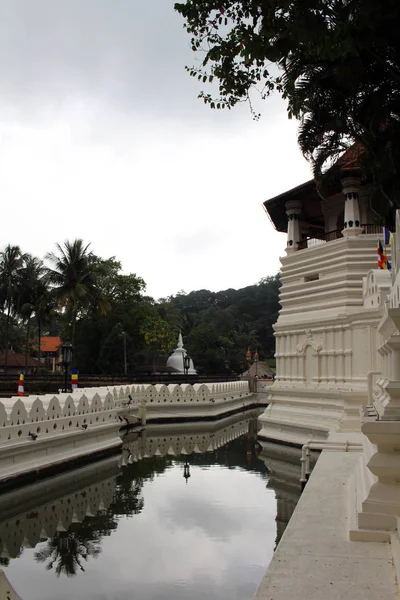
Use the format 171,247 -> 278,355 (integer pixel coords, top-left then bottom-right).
0,409 -> 262,564
0,457 -> 119,560
119,409 -> 262,466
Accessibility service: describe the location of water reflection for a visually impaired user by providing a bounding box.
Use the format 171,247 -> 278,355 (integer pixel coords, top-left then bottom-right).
0,409 -> 286,600
257,441 -> 318,548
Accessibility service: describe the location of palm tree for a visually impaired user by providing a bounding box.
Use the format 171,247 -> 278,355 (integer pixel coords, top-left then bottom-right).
0,245 -> 27,372
19,255 -> 51,367
34,529 -> 102,577
46,239 -> 105,347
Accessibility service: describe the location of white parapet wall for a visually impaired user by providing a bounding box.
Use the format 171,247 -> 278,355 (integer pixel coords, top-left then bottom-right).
0,387 -> 125,486
123,380 -> 255,423
0,380 -> 253,486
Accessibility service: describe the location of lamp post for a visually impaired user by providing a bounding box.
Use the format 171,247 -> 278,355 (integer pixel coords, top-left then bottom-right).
224,359 -> 230,377
61,342 -> 73,393
122,331 -> 127,376
254,349 -> 259,378
183,354 -> 191,382
239,361 -> 245,379
183,461 -> 191,483
246,347 -> 252,376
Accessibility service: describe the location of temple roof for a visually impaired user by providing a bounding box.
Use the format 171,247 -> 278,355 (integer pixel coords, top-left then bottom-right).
264,145 -> 363,234
264,180 -> 325,235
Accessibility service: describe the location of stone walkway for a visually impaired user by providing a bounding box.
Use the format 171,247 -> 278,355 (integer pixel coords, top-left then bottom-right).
255,451 -> 399,599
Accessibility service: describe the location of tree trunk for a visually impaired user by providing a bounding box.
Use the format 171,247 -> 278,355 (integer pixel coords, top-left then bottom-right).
4,303 -> 10,374
37,314 -> 42,370
70,310 -> 77,368
25,315 -> 31,369
71,310 -> 77,346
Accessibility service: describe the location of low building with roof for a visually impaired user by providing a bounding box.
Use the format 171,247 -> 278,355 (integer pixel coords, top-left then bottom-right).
0,350 -> 40,373
39,336 -> 62,372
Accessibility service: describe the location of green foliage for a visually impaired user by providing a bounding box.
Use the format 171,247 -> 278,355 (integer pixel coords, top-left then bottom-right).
45,239 -> 109,347
0,245 -> 29,371
72,258 -> 151,373
0,238 -> 281,376
139,316 -> 177,371
175,0 -> 400,212
164,275 -> 281,374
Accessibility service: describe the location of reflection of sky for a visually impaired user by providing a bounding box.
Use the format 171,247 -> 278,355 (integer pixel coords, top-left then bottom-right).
5,463 -> 276,600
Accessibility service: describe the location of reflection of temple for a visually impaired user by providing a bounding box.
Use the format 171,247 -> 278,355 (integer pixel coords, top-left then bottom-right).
257,442 -> 318,547
119,408 -> 263,466
0,457 -> 119,561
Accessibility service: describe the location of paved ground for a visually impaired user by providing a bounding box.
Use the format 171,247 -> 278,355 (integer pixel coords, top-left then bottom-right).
255,451 -> 400,600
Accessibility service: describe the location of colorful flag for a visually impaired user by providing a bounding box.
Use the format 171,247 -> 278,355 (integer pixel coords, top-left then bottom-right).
18,372 -> 24,397
378,238 -> 388,269
71,369 -> 79,391
383,227 -> 393,246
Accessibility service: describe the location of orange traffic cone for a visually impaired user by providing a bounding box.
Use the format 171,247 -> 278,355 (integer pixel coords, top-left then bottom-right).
18,372 -> 24,397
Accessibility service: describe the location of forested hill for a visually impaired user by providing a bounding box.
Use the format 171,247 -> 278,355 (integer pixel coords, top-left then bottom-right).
158,275 -> 281,374
0,240 -> 280,375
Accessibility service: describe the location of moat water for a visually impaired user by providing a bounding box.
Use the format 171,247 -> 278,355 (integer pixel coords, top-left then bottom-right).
0,410 -> 302,600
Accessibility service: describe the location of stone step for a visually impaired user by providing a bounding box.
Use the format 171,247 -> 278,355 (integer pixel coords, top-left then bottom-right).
348,470 -> 391,542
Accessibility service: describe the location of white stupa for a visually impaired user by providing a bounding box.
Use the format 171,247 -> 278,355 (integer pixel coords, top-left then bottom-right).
166,332 -> 196,374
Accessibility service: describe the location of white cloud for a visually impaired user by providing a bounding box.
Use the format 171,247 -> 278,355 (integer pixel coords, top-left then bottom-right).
0,1 -> 311,298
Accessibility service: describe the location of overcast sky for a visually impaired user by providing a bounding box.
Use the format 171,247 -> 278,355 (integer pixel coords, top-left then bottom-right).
0,0 -> 311,299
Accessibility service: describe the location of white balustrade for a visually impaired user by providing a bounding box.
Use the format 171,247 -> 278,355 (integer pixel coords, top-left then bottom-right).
0,381 -> 252,445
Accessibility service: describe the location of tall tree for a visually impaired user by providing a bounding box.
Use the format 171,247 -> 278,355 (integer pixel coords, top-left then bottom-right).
73,256 -> 148,373
45,239 -> 101,347
19,255 -> 52,367
0,245 -> 27,372
139,316 -> 177,372
175,0 -> 400,212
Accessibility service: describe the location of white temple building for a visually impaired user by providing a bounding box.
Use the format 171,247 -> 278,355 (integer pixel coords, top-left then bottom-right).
258,154 -> 392,445
166,332 -> 196,375
257,153 -> 400,542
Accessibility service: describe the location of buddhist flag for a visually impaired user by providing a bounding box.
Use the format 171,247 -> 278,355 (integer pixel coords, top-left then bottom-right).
378,238 -> 392,270
71,369 -> 79,391
383,227 -> 393,246
18,372 -> 24,397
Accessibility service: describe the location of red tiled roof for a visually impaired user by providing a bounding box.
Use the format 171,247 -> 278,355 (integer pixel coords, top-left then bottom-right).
0,350 -> 40,367
337,143 -> 364,171
40,336 -> 61,353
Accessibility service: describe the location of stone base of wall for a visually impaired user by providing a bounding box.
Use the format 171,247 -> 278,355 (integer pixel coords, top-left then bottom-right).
125,393 -> 259,425
258,384 -> 366,446
0,422 -> 122,490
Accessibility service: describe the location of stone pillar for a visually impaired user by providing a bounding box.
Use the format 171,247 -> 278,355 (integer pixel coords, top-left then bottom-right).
341,175 -> 363,237
285,200 -> 302,253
